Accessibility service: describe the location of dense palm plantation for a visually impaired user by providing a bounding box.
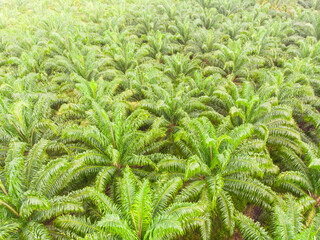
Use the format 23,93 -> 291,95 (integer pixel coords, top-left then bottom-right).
1,0 -> 320,239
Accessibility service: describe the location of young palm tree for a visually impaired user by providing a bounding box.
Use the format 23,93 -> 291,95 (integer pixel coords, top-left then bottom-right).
294,12 -> 320,41
184,71 -> 221,99
7,45 -> 48,78
235,194 -> 320,240
195,0 -> 215,9
162,53 -> 200,82
75,77 -> 135,111
259,69 -> 320,144
169,18 -> 194,47
214,0 -> 244,16
61,102 -> 166,193
0,95 -> 58,157
56,77 -> 135,124
158,0 -> 177,21
104,41 -> 148,75
212,80 -> 303,155
123,66 -> 165,101
144,30 -> 172,63
135,12 -> 163,36
198,8 -> 221,30
187,29 -> 221,59
44,42 -> 103,81
220,16 -> 250,41
0,72 -> 43,102
0,142 -> 84,239
170,117 -> 277,238
54,167 -> 210,240
287,37 -> 320,62
139,82 -> 223,154
247,28 -> 280,68
270,142 -> 320,224
204,40 -> 251,82
270,195 -> 320,240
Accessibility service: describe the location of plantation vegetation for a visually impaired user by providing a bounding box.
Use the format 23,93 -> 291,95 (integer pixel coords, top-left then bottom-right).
1,0 -> 320,239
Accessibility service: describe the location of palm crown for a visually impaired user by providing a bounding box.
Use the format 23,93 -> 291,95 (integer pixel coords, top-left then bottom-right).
62,102 -> 166,192
54,167 -> 210,240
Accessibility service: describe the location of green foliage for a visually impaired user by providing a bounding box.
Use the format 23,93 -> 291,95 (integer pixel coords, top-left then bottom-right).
1,0 -> 320,239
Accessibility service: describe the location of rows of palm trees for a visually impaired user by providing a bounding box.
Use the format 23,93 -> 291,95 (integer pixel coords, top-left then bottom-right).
1,0 -> 320,239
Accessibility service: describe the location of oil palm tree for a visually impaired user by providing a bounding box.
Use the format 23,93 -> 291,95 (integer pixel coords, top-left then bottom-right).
0,142 -> 84,239
56,77 -> 135,123
139,82 -> 223,154
235,194 -> 320,240
0,95 -> 59,157
270,142 -> 320,225
170,117 -> 277,238
258,69 -> 320,144
169,17 -> 194,47
0,72 -> 42,101
144,31 -> 172,63
294,12 -> 320,41
7,45 -> 48,78
187,29 -> 221,60
204,40 -> 251,82
54,167 -> 210,240
198,8 -> 221,30
44,42 -> 103,81
212,80 -> 303,155
74,77 -> 135,111
135,11 -> 163,36
104,41 -> 148,75
162,53 -> 200,82
61,102 -> 166,192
